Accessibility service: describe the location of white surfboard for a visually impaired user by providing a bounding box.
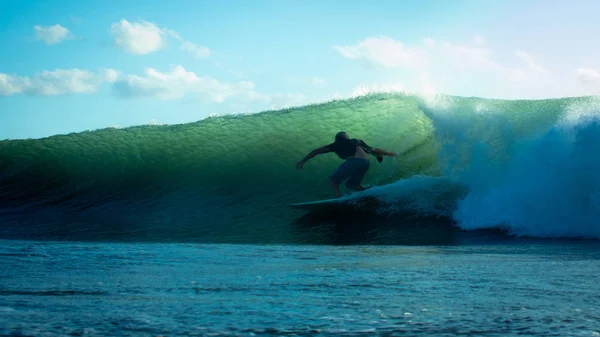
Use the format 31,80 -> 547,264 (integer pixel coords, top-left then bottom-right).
289,194 -> 380,212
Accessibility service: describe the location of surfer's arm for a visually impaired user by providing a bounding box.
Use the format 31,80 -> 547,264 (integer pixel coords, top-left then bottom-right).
296,146 -> 331,170
357,140 -> 396,157
300,146 -> 331,162
371,148 -> 396,156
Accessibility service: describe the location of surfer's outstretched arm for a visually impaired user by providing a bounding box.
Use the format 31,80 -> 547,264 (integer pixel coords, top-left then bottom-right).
372,148 -> 396,156
296,146 -> 331,170
356,140 -> 396,157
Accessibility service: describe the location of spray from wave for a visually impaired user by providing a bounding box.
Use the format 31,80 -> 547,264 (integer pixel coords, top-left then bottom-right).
419,95 -> 600,239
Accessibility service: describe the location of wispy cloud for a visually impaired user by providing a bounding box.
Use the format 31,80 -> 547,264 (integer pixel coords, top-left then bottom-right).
576,68 -> 600,91
333,36 -> 427,69
110,19 -> 210,58
0,69 -> 117,96
333,35 -> 561,98
164,29 -> 210,58
0,66 -> 306,109
110,65 -> 310,110
112,65 -> 255,102
34,24 -> 72,45
0,74 -> 30,96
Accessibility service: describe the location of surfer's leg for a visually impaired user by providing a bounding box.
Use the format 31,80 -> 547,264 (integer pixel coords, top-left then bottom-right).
345,158 -> 370,190
328,161 -> 351,198
328,178 -> 342,198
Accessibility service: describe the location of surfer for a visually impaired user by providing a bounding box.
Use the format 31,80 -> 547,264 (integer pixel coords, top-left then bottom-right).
295,131 -> 396,198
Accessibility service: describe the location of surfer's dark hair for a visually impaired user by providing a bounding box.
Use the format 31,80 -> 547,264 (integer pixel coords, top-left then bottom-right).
335,131 -> 348,142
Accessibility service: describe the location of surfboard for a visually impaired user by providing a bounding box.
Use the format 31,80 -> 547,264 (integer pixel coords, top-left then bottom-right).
289,194 -> 380,212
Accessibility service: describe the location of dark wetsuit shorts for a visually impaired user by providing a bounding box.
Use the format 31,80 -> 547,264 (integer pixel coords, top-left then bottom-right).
329,157 -> 370,186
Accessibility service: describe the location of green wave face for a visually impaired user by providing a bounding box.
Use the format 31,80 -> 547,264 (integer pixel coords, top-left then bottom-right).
1,93 -> 596,242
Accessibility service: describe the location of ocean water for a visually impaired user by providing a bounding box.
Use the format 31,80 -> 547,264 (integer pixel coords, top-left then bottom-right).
2,93 -> 600,335
1,240 -> 599,336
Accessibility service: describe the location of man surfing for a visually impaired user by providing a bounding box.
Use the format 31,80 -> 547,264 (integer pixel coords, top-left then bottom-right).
296,131 -> 396,198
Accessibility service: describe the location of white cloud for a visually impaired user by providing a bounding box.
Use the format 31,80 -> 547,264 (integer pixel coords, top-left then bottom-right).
333,35 -> 538,83
110,19 -> 210,58
576,68 -> 600,86
111,19 -> 165,55
102,69 -> 120,83
181,40 -> 210,58
112,65 -> 255,102
165,30 -> 210,58
576,68 -> 600,95
336,36 -> 502,74
0,69 -> 118,96
333,35 -> 562,99
34,24 -> 72,45
0,66 -> 306,109
333,36 -> 427,69
0,74 -> 29,96
27,70 -> 101,96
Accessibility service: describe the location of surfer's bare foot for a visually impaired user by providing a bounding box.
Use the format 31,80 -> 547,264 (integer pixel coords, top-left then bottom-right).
346,184 -> 369,191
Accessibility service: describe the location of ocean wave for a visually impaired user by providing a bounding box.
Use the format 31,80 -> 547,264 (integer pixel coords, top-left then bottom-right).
1,93 -> 599,241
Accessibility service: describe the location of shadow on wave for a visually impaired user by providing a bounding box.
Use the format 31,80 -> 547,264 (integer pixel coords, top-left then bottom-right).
290,208 -> 515,245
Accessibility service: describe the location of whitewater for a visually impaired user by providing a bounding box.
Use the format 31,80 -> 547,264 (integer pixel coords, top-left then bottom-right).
1,92 -> 600,242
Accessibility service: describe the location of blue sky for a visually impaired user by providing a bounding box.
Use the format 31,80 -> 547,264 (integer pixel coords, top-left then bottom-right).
1,0 -> 600,139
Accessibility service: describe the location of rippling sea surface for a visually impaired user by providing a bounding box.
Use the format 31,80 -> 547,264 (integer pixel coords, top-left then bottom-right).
1,239 -> 599,336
